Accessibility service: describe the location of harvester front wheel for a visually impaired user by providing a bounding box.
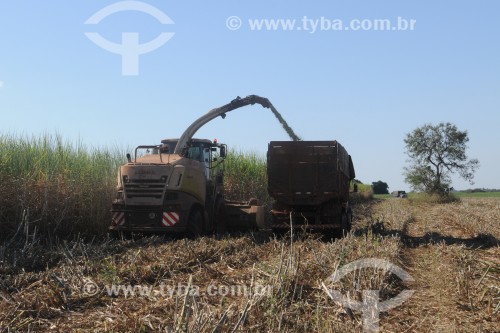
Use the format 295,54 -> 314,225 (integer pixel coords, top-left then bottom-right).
188,208 -> 204,237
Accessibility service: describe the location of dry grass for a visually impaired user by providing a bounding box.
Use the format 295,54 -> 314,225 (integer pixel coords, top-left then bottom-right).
1,203 -> 405,332
381,198 -> 500,333
1,198 -> 498,332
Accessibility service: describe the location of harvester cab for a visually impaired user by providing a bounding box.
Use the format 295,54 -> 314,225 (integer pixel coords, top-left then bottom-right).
110,95 -> 270,236
110,138 -> 228,235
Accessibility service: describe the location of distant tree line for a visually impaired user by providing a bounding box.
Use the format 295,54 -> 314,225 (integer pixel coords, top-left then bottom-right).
459,188 -> 500,193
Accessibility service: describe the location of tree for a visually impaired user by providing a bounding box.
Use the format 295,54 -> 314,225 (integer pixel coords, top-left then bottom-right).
372,181 -> 389,194
403,122 -> 479,195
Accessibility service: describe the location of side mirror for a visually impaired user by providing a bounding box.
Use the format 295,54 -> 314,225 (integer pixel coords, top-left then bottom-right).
220,146 -> 226,158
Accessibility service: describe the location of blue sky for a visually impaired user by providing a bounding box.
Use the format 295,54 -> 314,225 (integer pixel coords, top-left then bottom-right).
1,1 -> 499,191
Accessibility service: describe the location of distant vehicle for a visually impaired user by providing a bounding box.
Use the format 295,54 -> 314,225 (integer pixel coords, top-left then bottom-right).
391,191 -> 407,198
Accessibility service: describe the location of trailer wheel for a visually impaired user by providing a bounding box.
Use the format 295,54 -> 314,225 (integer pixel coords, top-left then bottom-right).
188,208 -> 204,237
341,209 -> 352,236
214,200 -> 227,235
347,207 -> 353,228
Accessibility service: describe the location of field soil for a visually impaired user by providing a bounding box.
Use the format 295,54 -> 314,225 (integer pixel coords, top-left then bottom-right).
1,198 -> 499,332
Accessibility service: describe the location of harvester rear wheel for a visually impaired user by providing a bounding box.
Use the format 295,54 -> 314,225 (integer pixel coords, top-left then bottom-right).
214,200 -> 227,235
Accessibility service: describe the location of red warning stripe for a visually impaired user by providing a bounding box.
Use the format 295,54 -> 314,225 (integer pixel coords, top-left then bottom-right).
112,212 -> 125,226
162,212 -> 179,227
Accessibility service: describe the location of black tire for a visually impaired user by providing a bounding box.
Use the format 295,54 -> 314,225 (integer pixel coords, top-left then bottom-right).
109,229 -> 120,239
347,207 -> 353,230
214,200 -> 227,235
109,230 -> 129,240
341,209 -> 352,236
187,208 -> 204,238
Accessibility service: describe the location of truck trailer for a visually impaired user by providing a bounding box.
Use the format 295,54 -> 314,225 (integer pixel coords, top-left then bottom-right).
267,140 -> 355,234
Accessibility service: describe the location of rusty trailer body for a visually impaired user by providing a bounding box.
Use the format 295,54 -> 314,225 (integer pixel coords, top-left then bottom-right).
267,140 -> 355,233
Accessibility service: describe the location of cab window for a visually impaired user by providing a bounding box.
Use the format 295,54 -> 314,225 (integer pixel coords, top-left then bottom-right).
187,146 -> 202,161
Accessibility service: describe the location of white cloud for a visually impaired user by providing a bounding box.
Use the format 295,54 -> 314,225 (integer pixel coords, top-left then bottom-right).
0,80 -> 4,88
